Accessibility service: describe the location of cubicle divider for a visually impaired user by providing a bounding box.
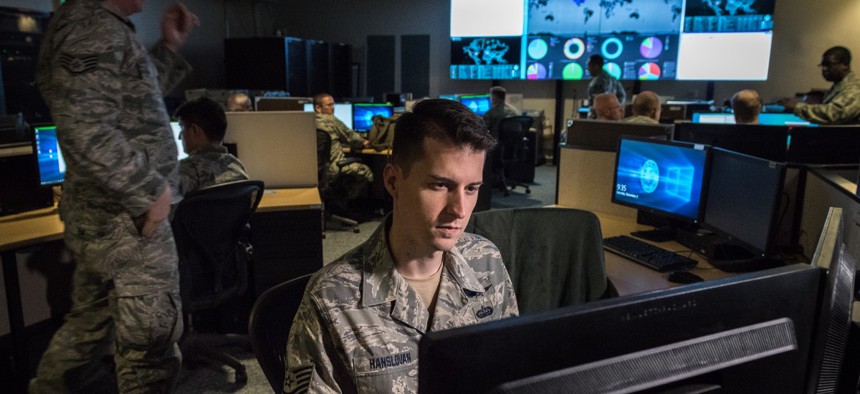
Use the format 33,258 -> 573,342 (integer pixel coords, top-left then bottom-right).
800,166 -> 860,262
556,145 -> 636,219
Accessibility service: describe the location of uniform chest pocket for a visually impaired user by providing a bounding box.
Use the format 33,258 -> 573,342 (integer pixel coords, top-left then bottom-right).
352,350 -> 418,393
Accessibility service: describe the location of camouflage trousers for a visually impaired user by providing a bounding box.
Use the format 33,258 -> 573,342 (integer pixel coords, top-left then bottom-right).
29,214 -> 183,394
328,161 -> 374,203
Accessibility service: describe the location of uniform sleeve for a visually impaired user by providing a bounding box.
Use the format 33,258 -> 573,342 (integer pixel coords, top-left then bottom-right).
285,292 -> 347,394
178,158 -> 198,197
615,80 -> 627,106
149,42 -> 192,96
794,90 -> 860,124
40,29 -> 166,217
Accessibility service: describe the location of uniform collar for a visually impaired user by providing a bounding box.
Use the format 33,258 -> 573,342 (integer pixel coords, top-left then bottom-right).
99,1 -> 136,32
188,144 -> 229,155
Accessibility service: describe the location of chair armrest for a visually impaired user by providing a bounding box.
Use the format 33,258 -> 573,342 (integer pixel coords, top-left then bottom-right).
337,158 -> 361,168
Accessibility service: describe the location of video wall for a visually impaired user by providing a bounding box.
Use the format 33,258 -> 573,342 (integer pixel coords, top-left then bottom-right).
450,0 -> 775,81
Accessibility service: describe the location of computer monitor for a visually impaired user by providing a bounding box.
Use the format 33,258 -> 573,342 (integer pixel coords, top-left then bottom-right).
691,112 -> 817,127
169,121 -> 189,161
786,125 -> 860,165
691,112 -> 735,124
612,137 -> 708,224
673,122 -> 788,162
702,148 -> 785,258
352,103 -> 394,132
458,94 -> 491,116
438,94 -> 458,101
33,125 -> 65,186
302,102 -> 354,130
565,119 -> 673,152
419,264 -> 824,393
255,96 -> 311,111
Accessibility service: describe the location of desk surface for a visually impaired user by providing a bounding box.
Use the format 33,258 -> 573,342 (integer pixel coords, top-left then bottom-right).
0,187 -> 321,251
596,212 -> 735,296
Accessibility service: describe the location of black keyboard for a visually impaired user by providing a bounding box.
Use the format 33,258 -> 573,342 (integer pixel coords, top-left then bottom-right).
603,235 -> 698,272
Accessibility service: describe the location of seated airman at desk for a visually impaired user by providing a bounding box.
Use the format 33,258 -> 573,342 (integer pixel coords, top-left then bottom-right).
174,97 -> 249,196
313,92 -> 373,204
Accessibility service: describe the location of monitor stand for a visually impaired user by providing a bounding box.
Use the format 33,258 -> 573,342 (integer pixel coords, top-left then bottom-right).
630,227 -> 675,242
707,242 -> 783,273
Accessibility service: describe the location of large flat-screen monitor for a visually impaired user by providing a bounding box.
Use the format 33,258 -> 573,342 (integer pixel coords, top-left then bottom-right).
564,119 -> 673,152
702,148 -> 785,258
302,102 -> 354,130
786,125 -> 860,165
691,112 -> 817,127
458,94 -> 491,115
612,137 -> 708,224
450,0 -> 775,81
673,122 -> 788,162
352,103 -> 394,132
33,125 -> 65,186
419,264 -> 825,393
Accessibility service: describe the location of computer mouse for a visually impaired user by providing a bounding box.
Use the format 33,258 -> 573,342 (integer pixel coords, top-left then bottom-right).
668,270 -> 704,284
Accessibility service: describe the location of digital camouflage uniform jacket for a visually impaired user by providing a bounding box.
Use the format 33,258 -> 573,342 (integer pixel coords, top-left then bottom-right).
285,217 -> 519,393
315,112 -> 366,174
37,0 -> 191,227
179,145 -> 249,196
794,71 -> 860,125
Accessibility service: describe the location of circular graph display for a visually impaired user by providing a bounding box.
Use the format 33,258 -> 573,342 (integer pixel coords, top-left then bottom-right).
639,160 -> 660,193
603,62 -> 622,79
563,38 -> 585,60
562,63 -> 584,80
601,37 -> 623,60
638,62 -> 661,80
526,63 -> 548,80
528,38 -> 548,60
639,37 -> 663,59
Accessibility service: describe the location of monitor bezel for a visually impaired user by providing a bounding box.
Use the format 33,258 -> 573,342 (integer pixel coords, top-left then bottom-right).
611,135 -> 710,225
457,93 -> 492,116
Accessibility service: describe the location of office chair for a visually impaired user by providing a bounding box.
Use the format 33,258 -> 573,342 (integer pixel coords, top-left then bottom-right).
495,116 -> 534,196
316,129 -> 361,233
248,273 -> 312,393
172,179 -> 265,383
466,207 -> 609,314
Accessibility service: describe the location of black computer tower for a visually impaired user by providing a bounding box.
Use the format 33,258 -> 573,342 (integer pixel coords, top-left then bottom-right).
224,37 -> 307,95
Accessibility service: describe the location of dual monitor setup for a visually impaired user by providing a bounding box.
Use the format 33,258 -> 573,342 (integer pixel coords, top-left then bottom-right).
610,136 -> 785,267
299,102 -> 394,132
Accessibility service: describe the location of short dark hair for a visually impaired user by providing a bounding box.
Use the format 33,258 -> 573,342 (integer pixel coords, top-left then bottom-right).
588,54 -> 604,66
313,93 -> 332,107
174,97 -> 227,142
824,46 -> 852,66
391,99 -> 496,175
490,86 -> 507,101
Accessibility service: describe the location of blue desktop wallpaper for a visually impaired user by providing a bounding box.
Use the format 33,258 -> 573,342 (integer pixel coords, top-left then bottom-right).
613,138 -> 706,220
353,104 -> 394,132
34,126 -> 65,185
459,95 -> 492,115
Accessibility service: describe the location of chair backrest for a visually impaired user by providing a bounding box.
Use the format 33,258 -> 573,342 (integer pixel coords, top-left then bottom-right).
498,116 -> 534,163
466,207 -> 607,314
248,273 -> 312,393
172,179 -> 265,312
316,129 -> 332,194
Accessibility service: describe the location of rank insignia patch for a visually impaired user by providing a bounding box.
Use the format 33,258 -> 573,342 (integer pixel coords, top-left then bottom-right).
59,53 -> 99,74
284,364 -> 313,394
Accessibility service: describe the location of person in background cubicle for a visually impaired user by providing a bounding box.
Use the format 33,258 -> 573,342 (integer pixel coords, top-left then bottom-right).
731,90 -> 762,125
587,54 -> 626,119
779,46 -> 860,125
174,97 -> 248,196
483,85 -> 520,136
285,99 -> 519,393
313,92 -> 373,207
624,90 -> 661,124
226,92 -> 253,112
593,93 -> 624,121
31,0 -> 198,392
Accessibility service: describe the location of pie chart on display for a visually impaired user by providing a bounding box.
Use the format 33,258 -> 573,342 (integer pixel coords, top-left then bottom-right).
562,63 -> 584,80
528,38 -> 548,60
563,38 -> 585,59
638,63 -> 661,80
603,62 -> 622,79
527,63 -> 547,80
640,37 -> 663,59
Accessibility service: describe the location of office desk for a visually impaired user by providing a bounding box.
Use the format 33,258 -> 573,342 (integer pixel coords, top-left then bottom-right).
344,148 -> 391,202
0,206 -> 63,393
594,212 -> 735,296
0,187 -> 322,392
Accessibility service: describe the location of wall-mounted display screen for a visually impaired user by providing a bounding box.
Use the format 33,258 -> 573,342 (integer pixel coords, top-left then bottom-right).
450,0 -> 775,81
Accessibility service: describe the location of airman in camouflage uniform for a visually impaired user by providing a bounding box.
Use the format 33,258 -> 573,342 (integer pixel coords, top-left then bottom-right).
483,86 -> 521,135
286,99 -> 519,393
587,54 -> 626,119
782,46 -> 860,125
174,97 -> 249,196
314,93 -> 374,203
30,0 -> 197,392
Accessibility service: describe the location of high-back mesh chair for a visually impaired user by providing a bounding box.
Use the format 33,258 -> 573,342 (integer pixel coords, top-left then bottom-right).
172,179 -> 264,383
496,116 -> 534,196
248,273 -> 312,392
466,207 -> 609,314
317,129 -> 361,233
